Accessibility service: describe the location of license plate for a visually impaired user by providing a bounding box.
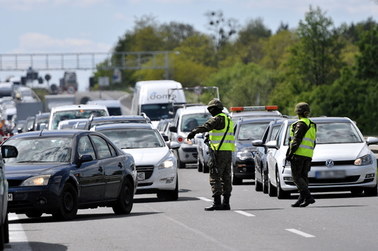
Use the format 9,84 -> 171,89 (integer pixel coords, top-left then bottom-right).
8,193 -> 13,201
315,170 -> 346,179
137,172 -> 145,181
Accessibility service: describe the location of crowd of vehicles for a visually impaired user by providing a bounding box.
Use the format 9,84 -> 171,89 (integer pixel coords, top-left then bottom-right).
0,78 -> 377,248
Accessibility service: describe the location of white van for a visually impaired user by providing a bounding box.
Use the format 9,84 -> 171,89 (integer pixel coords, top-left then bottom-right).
48,104 -> 109,130
131,80 -> 186,127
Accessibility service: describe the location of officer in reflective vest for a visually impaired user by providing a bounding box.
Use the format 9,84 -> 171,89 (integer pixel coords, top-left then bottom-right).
187,99 -> 235,211
286,102 -> 317,207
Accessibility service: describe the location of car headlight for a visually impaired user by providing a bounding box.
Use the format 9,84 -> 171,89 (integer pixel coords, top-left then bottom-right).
236,149 -> 254,161
354,154 -> 372,166
158,157 -> 175,169
21,175 -> 51,186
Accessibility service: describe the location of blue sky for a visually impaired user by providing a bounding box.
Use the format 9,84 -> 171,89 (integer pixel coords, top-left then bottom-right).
1,0 -> 378,90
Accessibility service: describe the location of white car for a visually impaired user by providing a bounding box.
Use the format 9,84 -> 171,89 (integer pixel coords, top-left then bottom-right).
92,122 -> 180,201
169,105 -> 212,168
264,117 -> 378,199
49,104 -> 109,130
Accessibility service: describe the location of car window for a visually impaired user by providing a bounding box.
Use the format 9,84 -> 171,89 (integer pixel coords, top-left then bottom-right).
284,121 -> 363,145
51,109 -> 108,129
4,137 -> 72,163
100,128 -> 165,149
78,136 -> 96,159
90,135 -> 112,159
181,114 -> 211,132
237,122 -> 270,140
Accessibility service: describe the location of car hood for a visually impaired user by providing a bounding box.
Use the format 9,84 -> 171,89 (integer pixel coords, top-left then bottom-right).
5,163 -> 71,178
312,143 -> 370,161
122,147 -> 170,165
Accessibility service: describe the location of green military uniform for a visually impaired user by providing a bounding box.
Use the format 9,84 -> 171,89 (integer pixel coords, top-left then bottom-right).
187,99 -> 235,210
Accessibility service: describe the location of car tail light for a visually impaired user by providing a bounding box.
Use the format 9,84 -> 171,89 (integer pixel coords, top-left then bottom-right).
177,136 -> 184,143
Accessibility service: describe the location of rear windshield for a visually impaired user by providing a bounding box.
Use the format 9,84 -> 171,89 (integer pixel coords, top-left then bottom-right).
51,109 -> 108,129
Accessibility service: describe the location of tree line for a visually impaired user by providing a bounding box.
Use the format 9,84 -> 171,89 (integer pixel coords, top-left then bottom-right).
93,6 -> 378,135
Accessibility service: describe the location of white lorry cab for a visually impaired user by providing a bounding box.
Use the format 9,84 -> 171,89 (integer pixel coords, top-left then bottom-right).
131,80 -> 186,127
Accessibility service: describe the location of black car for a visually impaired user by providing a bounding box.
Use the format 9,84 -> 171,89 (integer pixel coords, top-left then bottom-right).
232,117 -> 282,185
0,149 -> 9,249
1,130 -> 137,220
252,119 -> 286,193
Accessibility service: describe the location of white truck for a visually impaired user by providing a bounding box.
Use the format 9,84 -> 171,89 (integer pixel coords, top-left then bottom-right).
130,80 -> 186,127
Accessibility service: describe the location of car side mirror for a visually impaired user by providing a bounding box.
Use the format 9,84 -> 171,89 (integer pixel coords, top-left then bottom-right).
1,145 -> 18,158
265,140 -> 279,149
78,154 -> 93,165
252,139 -> 264,147
168,141 -> 180,150
169,126 -> 177,133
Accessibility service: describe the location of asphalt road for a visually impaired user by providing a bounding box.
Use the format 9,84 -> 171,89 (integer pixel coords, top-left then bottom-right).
4,166 -> 378,251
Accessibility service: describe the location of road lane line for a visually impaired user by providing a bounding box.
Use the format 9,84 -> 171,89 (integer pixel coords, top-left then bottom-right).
234,210 -> 255,217
286,228 -> 315,238
197,196 -> 213,202
5,213 -> 32,251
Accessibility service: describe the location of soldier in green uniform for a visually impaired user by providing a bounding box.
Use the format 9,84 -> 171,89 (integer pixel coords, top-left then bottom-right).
187,99 -> 235,211
286,102 -> 317,207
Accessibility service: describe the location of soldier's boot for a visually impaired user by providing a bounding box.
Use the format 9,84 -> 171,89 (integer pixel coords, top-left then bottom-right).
300,190 -> 315,207
291,191 -> 305,207
221,194 -> 231,210
205,195 -> 222,211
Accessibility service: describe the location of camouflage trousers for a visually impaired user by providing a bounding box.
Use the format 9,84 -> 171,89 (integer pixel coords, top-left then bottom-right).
209,151 -> 232,197
290,155 -> 312,193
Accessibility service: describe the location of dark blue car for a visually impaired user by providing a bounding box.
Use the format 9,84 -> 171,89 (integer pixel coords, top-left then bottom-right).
1,130 -> 137,221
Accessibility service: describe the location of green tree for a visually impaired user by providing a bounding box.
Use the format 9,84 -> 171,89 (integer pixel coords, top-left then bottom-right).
286,6 -> 345,87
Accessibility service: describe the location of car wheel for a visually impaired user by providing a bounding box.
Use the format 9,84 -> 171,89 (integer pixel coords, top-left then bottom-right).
203,161 -> 209,173
52,183 -> 78,221
157,178 -> 179,201
276,169 -> 290,199
255,169 -> 262,192
113,179 -> 134,215
268,177 -> 277,197
262,169 -> 268,194
25,211 -> 43,218
364,185 -> 378,197
197,158 -> 203,172
4,214 -> 9,244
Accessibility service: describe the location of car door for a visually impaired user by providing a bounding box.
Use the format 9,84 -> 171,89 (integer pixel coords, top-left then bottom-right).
76,135 -> 105,203
89,135 -> 123,200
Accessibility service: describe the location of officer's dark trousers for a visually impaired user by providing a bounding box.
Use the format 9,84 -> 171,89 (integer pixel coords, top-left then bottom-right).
290,155 -> 312,194
209,151 -> 232,197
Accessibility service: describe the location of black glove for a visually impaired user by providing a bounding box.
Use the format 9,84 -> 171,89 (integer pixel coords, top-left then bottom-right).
187,132 -> 196,140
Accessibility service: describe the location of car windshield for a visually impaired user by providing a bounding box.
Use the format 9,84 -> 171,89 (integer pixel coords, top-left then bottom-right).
100,128 -> 165,149
284,121 -> 363,145
237,122 -> 270,140
52,109 -> 108,129
4,137 -> 72,163
181,113 -> 211,132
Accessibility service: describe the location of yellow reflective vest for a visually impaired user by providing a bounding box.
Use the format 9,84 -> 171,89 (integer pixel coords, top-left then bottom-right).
290,118 -> 316,158
209,113 -> 235,151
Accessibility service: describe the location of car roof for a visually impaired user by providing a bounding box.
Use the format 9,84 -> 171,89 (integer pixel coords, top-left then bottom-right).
6,129 -> 92,139
176,105 -> 209,115
92,122 -> 154,131
285,117 -> 353,124
50,104 -> 108,112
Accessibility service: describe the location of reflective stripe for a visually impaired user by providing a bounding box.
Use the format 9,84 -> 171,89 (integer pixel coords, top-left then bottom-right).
299,144 -> 314,150
303,137 -> 315,144
209,132 -> 234,136
210,140 -> 235,144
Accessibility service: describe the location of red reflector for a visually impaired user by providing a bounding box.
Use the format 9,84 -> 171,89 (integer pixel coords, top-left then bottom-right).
265,105 -> 279,111
230,107 -> 244,112
177,136 -> 184,143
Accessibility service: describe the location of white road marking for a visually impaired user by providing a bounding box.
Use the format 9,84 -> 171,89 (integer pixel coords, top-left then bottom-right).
286,228 -> 315,238
197,196 -> 213,202
234,210 -> 255,217
5,213 -> 32,251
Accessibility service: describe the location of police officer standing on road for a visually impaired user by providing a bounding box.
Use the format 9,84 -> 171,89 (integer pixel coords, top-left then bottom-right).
286,102 -> 317,207
187,99 -> 235,211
